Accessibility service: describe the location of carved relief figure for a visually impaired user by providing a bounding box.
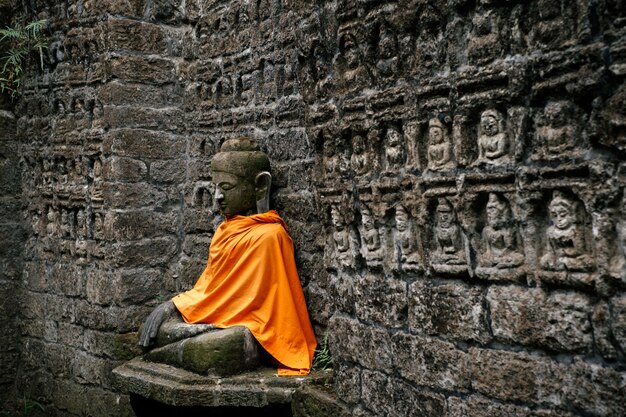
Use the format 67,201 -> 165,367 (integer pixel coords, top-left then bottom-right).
535,101 -> 580,156
359,205 -> 382,266
540,191 -> 593,271
339,33 -> 370,89
351,135 -> 369,176
385,127 -> 404,170
427,117 -> 455,171
46,207 -> 59,237
475,109 -> 510,165
376,22 -> 398,78
479,194 -> 523,268
331,205 -> 356,268
611,189 -> 626,280
395,205 -> 420,270
432,199 -> 466,267
323,138 -> 339,176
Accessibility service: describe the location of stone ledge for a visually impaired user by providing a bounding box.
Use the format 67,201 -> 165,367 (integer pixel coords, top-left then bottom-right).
112,357 -> 331,408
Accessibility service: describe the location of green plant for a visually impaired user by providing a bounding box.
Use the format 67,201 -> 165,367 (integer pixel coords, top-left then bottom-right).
312,333 -> 333,371
0,397 -> 45,417
0,18 -> 48,98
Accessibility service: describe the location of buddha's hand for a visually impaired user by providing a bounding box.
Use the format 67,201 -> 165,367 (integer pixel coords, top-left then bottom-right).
138,300 -> 177,347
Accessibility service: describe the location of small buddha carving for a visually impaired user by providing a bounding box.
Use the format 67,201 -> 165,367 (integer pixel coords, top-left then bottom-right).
351,135 -> 369,176
427,117 -> 455,171
432,199 -> 466,266
395,205 -> 420,270
611,190 -> 626,280
385,127 -> 404,170
479,194 -> 523,269
331,205 -> 356,268
323,139 -> 339,176
359,206 -> 382,266
540,191 -> 594,272
376,23 -> 398,78
535,101 -> 578,156
46,207 -> 59,237
475,109 -> 510,165
339,33 -> 370,89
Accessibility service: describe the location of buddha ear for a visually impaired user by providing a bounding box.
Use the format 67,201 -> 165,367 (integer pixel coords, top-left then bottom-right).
255,171 -> 272,213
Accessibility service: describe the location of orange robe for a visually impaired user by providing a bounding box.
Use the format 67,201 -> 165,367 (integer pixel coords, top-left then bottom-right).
172,210 -> 317,375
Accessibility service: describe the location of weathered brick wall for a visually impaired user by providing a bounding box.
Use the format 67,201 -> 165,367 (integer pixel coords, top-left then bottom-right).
5,0 -> 626,416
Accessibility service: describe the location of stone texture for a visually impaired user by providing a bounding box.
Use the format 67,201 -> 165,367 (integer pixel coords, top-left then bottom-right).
487,285 -> 594,353
4,1 -> 626,416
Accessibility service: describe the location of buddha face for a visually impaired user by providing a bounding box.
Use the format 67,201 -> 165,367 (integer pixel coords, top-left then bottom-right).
387,128 -> 401,146
550,204 -> 574,230
486,196 -> 507,225
429,126 -> 443,144
481,115 -> 499,136
437,208 -> 453,228
396,208 -> 409,232
213,170 -> 257,217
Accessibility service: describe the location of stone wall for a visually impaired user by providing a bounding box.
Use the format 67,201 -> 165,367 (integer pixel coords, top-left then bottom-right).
4,0 -> 626,416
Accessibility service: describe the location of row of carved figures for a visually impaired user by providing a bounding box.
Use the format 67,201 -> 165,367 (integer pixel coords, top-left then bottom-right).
35,206 -> 104,241
327,190 -> 617,282
324,101 -> 580,177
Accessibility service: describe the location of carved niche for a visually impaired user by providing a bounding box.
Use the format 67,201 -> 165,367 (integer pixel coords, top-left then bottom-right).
475,193 -> 525,282
540,191 -> 594,273
426,116 -> 455,172
358,204 -> 383,268
431,198 -> 467,274
473,109 -> 512,166
393,205 -> 421,273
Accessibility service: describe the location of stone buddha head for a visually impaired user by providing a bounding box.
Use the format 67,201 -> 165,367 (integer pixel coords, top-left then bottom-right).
486,193 -> 510,226
436,198 -> 455,228
211,137 -> 272,217
480,109 -> 504,137
548,191 -> 578,230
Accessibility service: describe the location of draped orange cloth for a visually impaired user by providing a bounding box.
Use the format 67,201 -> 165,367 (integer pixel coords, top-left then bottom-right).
172,210 -> 317,375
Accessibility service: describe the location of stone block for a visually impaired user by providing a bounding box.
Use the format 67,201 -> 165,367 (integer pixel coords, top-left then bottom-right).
74,300 -> 151,333
447,395 -> 579,417
291,386 -> 351,417
101,182 -> 167,208
97,81 -> 177,106
392,332 -> 470,392
334,363 -> 360,406
329,316 -> 392,369
104,209 -> 178,240
104,129 -> 187,159
104,156 -> 148,182
150,159 -> 186,183
563,360 -> 626,416
107,18 -> 167,54
354,275 -> 407,328
409,280 -> 490,344
108,55 -> 175,84
110,237 -> 178,268
361,370 -> 393,416
48,263 -> 84,297
469,348 -> 562,406
390,380 -> 447,417
611,294 -> 626,352
487,285 -> 593,353
103,106 -> 184,131
57,322 -> 85,348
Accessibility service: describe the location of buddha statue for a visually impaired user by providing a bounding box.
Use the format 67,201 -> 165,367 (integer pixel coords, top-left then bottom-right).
138,137 -> 317,376
385,127 -> 404,170
331,204 -> 356,268
479,193 -> 524,268
395,205 -> 421,270
350,134 -> 369,176
475,109 -> 510,165
427,117 -> 455,171
359,205 -> 382,266
432,198 -> 466,266
540,191 -> 593,272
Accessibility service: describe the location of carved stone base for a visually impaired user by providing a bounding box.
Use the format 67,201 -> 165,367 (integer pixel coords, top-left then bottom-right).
475,266 -> 525,283
431,263 -> 468,275
537,270 -> 596,290
112,357 -> 331,408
